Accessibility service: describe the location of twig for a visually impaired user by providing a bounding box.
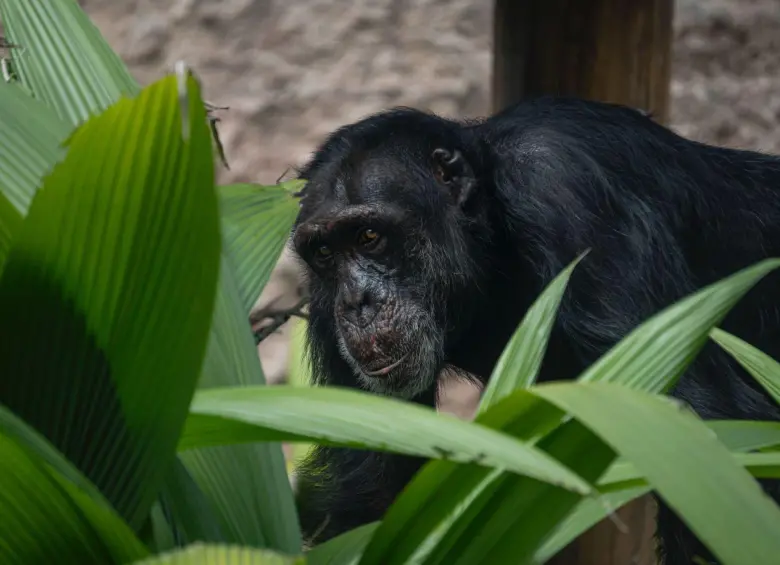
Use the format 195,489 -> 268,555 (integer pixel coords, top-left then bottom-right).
276,167 -> 292,184
204,100 -> 230,170
204,101 -> 229,112
0,37 -> 19,83
0,36 -> 18,50
251,296 -> 310,345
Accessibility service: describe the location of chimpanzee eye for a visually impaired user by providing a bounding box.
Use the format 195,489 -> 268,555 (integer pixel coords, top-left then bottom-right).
357,228 -> 381,247
315,244 -> 333,259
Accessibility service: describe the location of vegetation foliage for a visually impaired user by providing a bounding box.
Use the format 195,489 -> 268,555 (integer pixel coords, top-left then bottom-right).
0,1 -> 779,564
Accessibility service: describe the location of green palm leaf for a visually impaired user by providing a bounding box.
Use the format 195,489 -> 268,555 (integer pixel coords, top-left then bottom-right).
532,486 -> 651,564
157,458 -> 226,547
533,419 -> 780,560
306,523 -> 378,565
175,255 -> 302,552
0,190 -> 21,272
131,544 -> 304,565
0,0 -> 139,126
711,328 -> 780,404
181,385 -> 594,496
0,431 -> 148,564
477,252 -> 584,413
2,0 -> 301,550
705,420 -> 780,452
599,450 -> 780,490
358,258 -> 780,564
0,404 -> 110,507
218,181 -> 302,312
408,418 -> 613,565
0,80 -> 70,213
531,382 -> 780,565
0,71 -> 220,530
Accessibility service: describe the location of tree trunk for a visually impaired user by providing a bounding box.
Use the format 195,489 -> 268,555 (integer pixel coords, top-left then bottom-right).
493,0 -> 674,121
492,1 -> 674,563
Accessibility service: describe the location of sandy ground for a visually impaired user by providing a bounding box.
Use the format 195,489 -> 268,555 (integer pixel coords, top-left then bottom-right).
73,0 -> 780,417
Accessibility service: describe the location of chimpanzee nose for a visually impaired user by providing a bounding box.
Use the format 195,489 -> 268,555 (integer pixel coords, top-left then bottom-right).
340,285 -> 379,327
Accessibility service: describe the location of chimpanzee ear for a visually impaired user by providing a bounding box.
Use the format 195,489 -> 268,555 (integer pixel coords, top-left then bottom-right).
431,148 -> 476,207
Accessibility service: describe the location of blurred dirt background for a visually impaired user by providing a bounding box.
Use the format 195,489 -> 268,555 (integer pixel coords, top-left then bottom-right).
78,0 -> 780,417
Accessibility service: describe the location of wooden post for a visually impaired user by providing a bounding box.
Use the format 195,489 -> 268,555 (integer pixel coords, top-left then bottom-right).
493,0 -> 674,121
492,1 -> 674,564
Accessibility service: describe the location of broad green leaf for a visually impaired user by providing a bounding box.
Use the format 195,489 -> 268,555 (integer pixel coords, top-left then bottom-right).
0,189 -> 21,272
132,544 -> 305,565
181,385 -> 595,496
0,72 -> 220,530
477,252 -> 583,413
0,405 -> 110,508
0,406 -> 151,559
218,181 -> 302,312
0,80 -> 70,213
355,393 -> 566,565
735,451 -> 780,477
578,259 -> 780,392
444,261 -> 780,564
177,255 -> 302,552
288,318 -> 313,388
533,382 -> 780,565
1,382 -> 227,559
711,328 -> 780,405
149,502 -> 177,553
361,258 -> 780,565
424,420 -> 614,565
600,450 -> 780,490
0,0 -> 140,126
401,467 -> 507,564
198,256 -> 273,391
537,421 -> 780,563
533,486 -> 652,564
437,406 -> 780,565
306,523 -> 378,565
158,458 -> 226,547
287,317 -> 314,472
435,425 -> 780,565
706,420 -> 780,452
0,431 -> 148,564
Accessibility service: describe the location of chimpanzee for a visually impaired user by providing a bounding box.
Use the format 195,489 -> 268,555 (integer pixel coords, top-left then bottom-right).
289,96 -> 780,565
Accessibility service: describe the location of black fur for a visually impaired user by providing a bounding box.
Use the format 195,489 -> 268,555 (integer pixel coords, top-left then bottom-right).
290,96 -> 780,564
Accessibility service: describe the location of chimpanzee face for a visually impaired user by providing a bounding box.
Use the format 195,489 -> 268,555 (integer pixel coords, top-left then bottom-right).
293,143 -> 480,398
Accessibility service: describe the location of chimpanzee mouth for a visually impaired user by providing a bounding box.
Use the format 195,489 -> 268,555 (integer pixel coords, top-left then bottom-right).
362,353 -> 409,377
336,331 -> 434,397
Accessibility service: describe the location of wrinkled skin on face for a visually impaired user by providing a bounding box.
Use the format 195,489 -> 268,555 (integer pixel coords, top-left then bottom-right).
294,207 -> 441,398
292,128 -> 489,399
